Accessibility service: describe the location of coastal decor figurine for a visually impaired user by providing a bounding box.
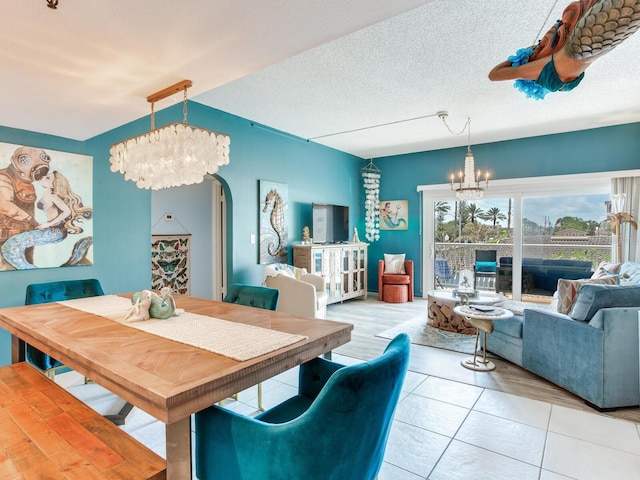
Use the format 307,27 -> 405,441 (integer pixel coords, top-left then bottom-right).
128,287 -> 177,321
149,287 -> 177,319
453,269 -> 477,298
302,226 -> 311,244
125,290 -> 152,322
353,227 -> 360,243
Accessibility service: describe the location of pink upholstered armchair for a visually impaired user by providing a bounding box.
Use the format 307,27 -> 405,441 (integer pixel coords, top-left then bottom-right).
378,259 -> 414,303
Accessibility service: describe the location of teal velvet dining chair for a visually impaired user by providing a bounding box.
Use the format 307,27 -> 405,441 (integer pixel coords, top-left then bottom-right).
222,283 -> 280,411
25,278 -> 104,379
195,333 -> 410,480
223,283 -> 280,311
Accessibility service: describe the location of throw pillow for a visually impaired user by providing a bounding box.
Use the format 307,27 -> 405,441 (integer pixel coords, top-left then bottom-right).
273,264 -> 294,277
475,261 -> 497,272
271,263 -> 307,279
590,261 -> 622,279
556,276 -> 618,315
569,283 -> 640,322
384,254 -> 406,274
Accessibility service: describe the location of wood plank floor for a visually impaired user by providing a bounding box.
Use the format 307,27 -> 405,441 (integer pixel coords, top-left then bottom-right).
326,295 -> 640,424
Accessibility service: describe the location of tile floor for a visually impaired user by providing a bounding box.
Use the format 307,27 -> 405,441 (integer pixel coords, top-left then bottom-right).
60,344 -> 640,480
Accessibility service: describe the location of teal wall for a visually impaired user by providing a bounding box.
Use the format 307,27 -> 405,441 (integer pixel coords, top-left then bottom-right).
369,122 -> 640,295
0,102 -> 361,366
181,103 -> 363,284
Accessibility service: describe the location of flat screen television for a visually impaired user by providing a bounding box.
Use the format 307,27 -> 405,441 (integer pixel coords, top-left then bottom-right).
312,203 -> 349,243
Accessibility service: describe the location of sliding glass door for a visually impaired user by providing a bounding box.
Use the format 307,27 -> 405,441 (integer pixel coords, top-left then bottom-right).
434,198 -> 513,292
421,171 -> 617,302
519,193 -> 612,298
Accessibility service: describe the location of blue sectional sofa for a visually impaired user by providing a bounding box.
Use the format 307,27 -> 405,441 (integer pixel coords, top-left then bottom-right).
483,261 -> 640,410
497,257 -> 594,293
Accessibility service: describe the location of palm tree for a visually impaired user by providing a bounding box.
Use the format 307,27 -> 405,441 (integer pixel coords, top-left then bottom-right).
523,218 -> 540,235
435,201 -> 450,223
465,203 -> 484,224
481,207 -> 507,227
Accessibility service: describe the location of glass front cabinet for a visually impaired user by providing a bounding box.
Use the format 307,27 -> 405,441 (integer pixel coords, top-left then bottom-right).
293,243 -> 368,304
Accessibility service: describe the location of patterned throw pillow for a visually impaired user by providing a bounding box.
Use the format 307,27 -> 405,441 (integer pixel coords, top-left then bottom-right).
590,261 -> 622,279
384,254 -> 406,274
556,276 -> 618,314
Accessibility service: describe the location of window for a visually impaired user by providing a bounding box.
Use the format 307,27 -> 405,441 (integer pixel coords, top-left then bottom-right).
420,170 -> 636,301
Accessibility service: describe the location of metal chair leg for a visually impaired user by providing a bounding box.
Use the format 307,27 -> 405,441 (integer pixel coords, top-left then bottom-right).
258,382 -> 265,412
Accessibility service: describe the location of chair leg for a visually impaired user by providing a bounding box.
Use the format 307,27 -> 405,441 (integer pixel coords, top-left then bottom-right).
258,382 -> 265,412
218,393 -> 239,407
219,387 -> 261,411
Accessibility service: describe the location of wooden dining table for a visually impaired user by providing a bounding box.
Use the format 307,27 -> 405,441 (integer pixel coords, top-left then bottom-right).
0,294 -> 353,479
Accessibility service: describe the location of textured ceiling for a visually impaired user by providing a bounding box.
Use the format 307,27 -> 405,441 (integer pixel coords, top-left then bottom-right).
3,0 -> 640,159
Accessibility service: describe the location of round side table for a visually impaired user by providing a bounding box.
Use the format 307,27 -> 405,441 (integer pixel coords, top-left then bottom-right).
453,305 -> 513,372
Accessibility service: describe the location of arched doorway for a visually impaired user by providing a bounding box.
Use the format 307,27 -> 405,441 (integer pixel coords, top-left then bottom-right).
151,175 -> 232,300
209,174 -> 231,300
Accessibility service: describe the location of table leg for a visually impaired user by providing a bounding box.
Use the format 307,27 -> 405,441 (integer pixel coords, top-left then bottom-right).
481,331 -> 489,366
460,330 -> 496,372
166,416 -> 192,479
11,334 -> 25,363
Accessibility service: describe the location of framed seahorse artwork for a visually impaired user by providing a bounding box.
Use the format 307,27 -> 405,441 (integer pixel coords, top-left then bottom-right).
379,200 -> 408,231
259,180 -> 288,264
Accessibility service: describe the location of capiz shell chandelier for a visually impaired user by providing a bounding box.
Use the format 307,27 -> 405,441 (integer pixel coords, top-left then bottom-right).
109,80 -> 230,190
362,160 -> 381,242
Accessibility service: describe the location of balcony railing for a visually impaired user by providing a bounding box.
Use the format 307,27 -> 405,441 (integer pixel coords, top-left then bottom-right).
434,241 -> 612,294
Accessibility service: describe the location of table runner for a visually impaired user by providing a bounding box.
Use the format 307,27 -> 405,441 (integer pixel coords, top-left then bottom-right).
58,295 -> 307,361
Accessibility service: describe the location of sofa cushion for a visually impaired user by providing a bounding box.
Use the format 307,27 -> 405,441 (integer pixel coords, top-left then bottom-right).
381,273 -> 411,285
590,261 -> 622,279
500,257 -> 543,266
492,314 -> 524,338
569,284 -> 640,321
523,258 -> 544,266
556,276 -> 618,314
384,254 -> 406,274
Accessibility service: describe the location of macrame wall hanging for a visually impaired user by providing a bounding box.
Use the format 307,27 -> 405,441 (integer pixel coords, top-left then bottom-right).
362,160 -> 381,242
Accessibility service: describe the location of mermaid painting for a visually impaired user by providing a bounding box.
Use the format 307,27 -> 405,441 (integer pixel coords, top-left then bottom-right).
489,0 -> 640,99
1,170 -> 92,269
380,201 -> 408,230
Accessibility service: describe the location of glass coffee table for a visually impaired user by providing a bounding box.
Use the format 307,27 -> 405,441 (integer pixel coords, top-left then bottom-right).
453,304 -> 513,371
